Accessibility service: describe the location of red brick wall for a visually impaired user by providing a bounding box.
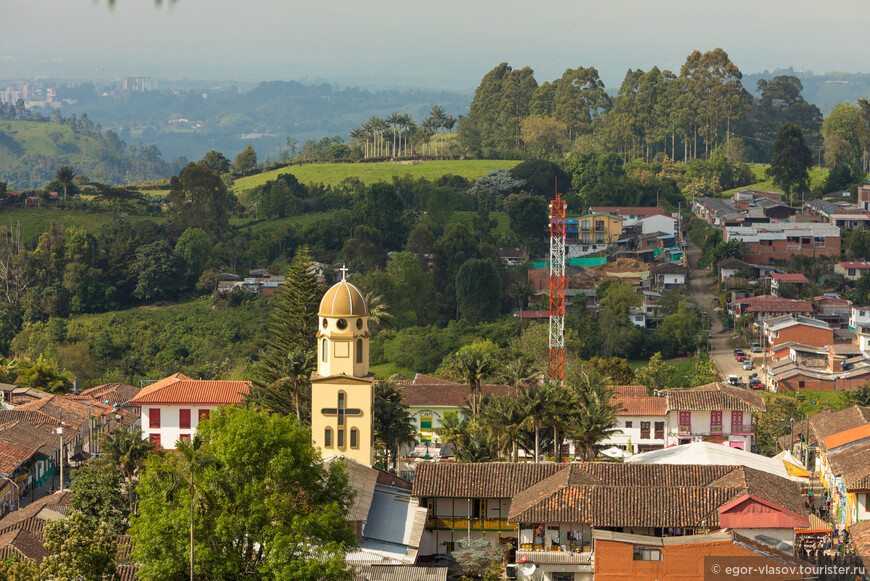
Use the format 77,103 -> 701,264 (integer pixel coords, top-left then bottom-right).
776,374 -> 870,392
742,238 -> 840,264
593,538 -> 802,580
770,326 -> 833,350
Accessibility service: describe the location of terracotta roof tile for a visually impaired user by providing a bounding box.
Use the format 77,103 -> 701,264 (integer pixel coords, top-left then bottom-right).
484,464 -> 806,528
114,564 -> 139,581
664,383 -> 765,412
412,463 -> 564,498
0,528 -> 48,562
14,396 -> 107,429
77,383 -> 141,406
824,423 -> 870,451
810,406 -> 870,450
826,441 -> 870,491
612,396 -> 667,416
0,441 -> 35,474
130,374 -> 250,406
0,422 -> 61,457
397,377 -> 514,409
613,386 -> 647,398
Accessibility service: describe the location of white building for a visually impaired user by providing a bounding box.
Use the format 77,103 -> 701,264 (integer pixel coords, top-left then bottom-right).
663,383 -> 765,451
639,214 -> 678,236
850,307 -> 870,331
605,386 -> 668,453
130,373 -> 251,449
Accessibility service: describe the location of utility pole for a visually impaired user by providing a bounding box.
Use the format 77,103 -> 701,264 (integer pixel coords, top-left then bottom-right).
56,427 -> 64,491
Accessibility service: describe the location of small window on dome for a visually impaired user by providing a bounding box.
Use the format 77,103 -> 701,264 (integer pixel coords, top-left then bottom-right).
322,318 -> 328,328
356,319 -> 363,330
337,319 -> 348,330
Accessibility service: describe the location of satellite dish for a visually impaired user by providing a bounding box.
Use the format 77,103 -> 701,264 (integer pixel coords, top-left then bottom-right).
519,563 -> 537,576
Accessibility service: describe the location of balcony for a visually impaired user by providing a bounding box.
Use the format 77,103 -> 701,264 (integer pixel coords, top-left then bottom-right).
710,424 -> 723,435
429,517 -> 510,530
732,424 -> 755,435
515,549 -> 593,565
678,424 -> 691,435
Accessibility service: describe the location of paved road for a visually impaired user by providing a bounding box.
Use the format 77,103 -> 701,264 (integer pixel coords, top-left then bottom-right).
685,239 -> 754,382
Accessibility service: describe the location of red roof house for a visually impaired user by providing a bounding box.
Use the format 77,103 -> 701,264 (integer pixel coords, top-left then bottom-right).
130,373 -> 251,450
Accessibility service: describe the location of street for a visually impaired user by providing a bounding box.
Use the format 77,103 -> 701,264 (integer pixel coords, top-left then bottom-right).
685,238 -> 753,382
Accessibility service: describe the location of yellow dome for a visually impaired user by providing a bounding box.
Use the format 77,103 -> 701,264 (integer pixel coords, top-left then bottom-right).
319,280 -> 368,317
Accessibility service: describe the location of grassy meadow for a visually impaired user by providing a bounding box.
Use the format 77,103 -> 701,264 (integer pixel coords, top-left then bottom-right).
721,164 -> 829,197
232,159 -> 522,196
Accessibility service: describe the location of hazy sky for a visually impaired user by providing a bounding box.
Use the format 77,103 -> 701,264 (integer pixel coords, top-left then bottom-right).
2,0 -> 869,90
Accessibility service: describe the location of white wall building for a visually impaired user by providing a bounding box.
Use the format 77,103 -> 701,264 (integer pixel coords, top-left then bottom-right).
663,383 -> 765,451
131,373 -> 251,450
639,214 -> 678,236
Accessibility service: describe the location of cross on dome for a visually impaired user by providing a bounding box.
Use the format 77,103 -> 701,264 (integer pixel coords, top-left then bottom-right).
340,264 -> 349,281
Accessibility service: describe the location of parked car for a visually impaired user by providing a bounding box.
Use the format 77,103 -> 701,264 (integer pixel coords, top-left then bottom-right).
751,342 -> 762,353
742,359 -> 753,371
734,349 -> 746,361
727,375 -> 740,386
749,377 -> 763,390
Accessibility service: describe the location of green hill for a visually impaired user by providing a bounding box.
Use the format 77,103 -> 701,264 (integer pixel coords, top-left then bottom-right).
233,159 -> 522,198
0,120 -> 183,190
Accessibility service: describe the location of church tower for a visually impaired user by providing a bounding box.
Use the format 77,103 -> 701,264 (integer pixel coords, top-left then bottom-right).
310,268 -> 374,466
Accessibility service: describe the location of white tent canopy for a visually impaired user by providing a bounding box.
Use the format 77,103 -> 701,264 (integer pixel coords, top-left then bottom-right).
625,442 -> 803,481
600,446 -> 633,459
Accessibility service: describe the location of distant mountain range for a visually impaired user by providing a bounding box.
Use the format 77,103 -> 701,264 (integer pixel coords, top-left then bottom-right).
52,81 -> 473,163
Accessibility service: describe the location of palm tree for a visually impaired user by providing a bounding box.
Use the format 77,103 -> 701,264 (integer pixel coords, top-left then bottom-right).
499,358 -> 539,390
427,106 -> 447,155
387,112 -> 402,157
363,290 -> 393,335
569,374 -> 622,461
374,383 -> 416,473
479,394 -> 525,461
99,426 -> 155,512
55,165 -> 75,201
518,384 -> 558,463
166,435 -> 228,581
436,411 -> 469,450
249,348 -> 315,420
444,349 -> 498,420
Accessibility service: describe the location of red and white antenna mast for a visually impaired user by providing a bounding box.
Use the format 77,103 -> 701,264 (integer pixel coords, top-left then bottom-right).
548,180 -> 566,384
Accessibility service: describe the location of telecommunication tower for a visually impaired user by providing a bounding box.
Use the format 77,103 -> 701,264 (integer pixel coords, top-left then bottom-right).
548,182 -> 566,383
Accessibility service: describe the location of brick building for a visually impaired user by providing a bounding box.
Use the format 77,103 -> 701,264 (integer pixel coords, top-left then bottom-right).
725,223 -> 840,264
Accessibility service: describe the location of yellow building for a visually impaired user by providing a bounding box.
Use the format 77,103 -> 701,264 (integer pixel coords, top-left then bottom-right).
576,212 -> 623,245
310,272 -> 374,466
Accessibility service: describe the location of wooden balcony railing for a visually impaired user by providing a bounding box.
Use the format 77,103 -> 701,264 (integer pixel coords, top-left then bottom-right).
429,517 -> 510,530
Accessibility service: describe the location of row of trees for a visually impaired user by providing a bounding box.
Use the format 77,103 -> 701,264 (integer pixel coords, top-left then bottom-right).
453,49 -> 870,176
348,105 -> 458,159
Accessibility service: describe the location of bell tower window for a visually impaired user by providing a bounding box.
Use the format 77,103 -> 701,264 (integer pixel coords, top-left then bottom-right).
356,339 -> 363,363
322,338 -> 327,362
324,428 -> 332,448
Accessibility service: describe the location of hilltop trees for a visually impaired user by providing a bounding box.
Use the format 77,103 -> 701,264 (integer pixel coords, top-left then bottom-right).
768,122 -> 812,203
167,163 -> 232,237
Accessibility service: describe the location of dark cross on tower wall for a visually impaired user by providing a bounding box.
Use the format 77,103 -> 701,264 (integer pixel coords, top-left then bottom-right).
321,392 -> 363,426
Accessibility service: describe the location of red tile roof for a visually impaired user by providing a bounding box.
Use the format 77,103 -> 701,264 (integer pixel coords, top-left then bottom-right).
810,406 -> 870,450
130,373 -> 250,406
824,423 -> 870,451
0,440 -> 36,474
613,386 -> 648,398
0,529 -> 48,562
771,273 -> 809,283
664,383 -> 765,412
838,261 -> 870,270
826,441 -> 870,491
735,295 -> 814,314
14,396 -> 110,429
77,383 -> 141,406
612,396 -> 667,416
397,375 -> 514,408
